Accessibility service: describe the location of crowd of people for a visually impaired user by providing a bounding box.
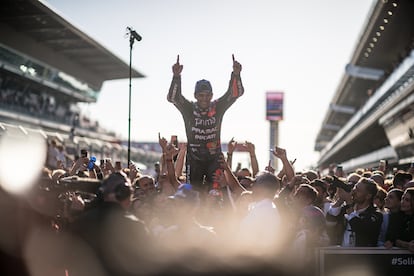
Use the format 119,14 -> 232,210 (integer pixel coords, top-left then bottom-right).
1,133 -> 413,276
0,74 -> 105,134
1,56 -> 414,275
0,82 -> 77,126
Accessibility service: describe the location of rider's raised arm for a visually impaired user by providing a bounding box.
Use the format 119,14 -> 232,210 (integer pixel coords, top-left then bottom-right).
218,54 -> 244,103
167,55 -> 185,105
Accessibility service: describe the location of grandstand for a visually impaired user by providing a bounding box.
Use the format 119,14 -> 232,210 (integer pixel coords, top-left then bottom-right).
0,0 -> 160,168
314,0 -> 414,173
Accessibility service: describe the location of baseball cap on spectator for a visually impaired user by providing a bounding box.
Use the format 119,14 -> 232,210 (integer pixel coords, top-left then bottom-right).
194,79 -> 212,94
168,183 -> 199,203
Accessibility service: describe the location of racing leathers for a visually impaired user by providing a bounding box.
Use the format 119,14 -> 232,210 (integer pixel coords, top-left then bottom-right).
167,72 -> 244,190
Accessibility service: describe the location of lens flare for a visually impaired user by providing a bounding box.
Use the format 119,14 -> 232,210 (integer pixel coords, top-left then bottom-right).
0,135 -> 46,194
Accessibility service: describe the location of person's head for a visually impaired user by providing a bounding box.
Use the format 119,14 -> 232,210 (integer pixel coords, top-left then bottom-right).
194,79 -> 213,109
362,171 -> 372,178
236,167 -> 252,178
351,177 -> 379,206
347,172 -> 361,185
136,175 -> 156,195
373,186 -> 387,210
384,188 -> 404,213
393,172 -> 412,190
294,184 -> 318,208
251,171 -> 280,200
99,172 -> 133,210
401,188 -> 414,215
131,186 -> 152,221
371,173 -> 385,188
372,170 -> 385,177
404,180 -> 414,190
238,175 -> 254,190
355,168 -> 365,175
310,179 -> 328,203
384,178 -> 393,190
311,179 -> 327,193
329,177 -> 354,202
56,144 -> 64,152
168,183 -> 200,219
302,170 -> 318,182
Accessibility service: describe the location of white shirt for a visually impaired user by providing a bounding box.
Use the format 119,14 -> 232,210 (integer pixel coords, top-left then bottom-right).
238,198 -> 281,254
342,206 -> 368,247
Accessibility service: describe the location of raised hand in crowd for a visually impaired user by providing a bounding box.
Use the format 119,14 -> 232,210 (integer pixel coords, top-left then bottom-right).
175,142 -> 187,180
68,156 -> 88,176
159,133 -> 180,191
218,152 -> 245,198
104,159 -> 115,175
88,162 -> 103,180
271,146 -> 295,182
158,132 -> 168,152
265,160 -> 275,174
226,137 -> 236,168
243,141 -> 259,177
129,162 -> 140,183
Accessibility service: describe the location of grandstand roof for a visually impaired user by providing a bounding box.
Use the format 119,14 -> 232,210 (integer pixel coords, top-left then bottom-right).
0,0 -> 144,90
314,0 -> 414,152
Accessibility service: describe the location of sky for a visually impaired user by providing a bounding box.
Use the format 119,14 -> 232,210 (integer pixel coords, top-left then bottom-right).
45,0 -> 374,172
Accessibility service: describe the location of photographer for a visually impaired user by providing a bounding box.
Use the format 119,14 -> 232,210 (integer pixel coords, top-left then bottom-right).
326,176 -> 383,247
325,175 -> 355,245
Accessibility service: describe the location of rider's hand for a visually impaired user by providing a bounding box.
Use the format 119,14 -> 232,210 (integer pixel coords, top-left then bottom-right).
172,55 -> 183,76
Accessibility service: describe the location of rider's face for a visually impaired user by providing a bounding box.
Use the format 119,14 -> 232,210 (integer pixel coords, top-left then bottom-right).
195,91 -> 213,109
